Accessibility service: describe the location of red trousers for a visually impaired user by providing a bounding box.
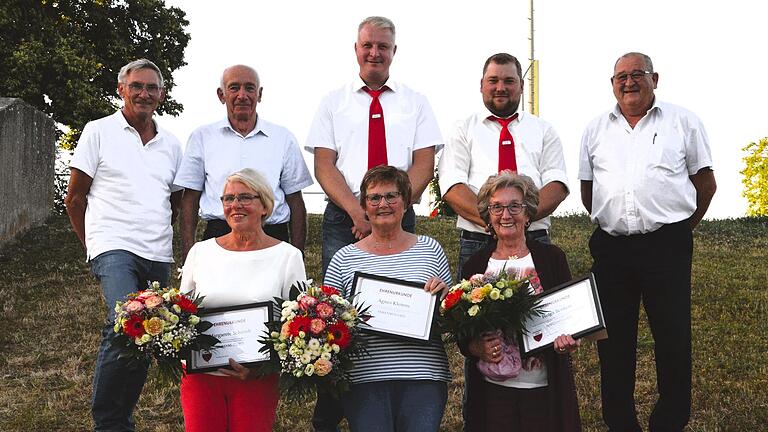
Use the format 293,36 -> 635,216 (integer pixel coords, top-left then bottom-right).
180,372 -> 279,432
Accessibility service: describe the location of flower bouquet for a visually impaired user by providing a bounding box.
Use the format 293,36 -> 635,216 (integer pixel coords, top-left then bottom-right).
439,268 -> 542,379
260,281 -> 368,399
112,281 -> 219,385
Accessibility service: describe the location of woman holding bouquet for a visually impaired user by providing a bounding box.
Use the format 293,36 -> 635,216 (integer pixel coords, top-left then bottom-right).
324,165 -> 452,431
179,168 -> 306,432
459,172 -> 581,431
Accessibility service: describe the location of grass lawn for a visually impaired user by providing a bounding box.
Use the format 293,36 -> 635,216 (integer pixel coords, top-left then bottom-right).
0,213 -> 766,431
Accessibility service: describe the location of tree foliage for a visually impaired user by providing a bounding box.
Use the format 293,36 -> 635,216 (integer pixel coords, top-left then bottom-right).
0,0 -> 190,148
741,137 -> 768,216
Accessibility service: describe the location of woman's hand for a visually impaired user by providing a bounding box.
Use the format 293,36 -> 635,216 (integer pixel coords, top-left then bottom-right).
468,331 -> 504,363
423,276 -> 448,296
553,334 -> 581,355
218,358 -> 258,380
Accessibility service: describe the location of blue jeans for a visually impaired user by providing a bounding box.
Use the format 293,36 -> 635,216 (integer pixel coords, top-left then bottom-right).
89,250 -> 171,432
342,380 -> 448,432
321,201 -> 416,276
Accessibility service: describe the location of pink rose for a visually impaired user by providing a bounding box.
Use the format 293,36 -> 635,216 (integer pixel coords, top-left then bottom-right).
143,295 -> 163,309
316,302 -> 334,319
314,358 -> 333,376
136,291 -> 155,300
280,322 -> 291,338
299,295 -> 318,311
309,318 -> 326,335
469,274 -> 485,287
124,300 -> 144,314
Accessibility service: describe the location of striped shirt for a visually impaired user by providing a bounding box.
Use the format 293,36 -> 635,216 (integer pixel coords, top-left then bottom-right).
324,235 -> 453,384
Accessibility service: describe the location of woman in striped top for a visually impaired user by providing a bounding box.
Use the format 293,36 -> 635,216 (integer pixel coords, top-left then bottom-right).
323,165 -> 452,432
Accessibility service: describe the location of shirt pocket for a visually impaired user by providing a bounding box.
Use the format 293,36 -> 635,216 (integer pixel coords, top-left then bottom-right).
647,132 -> 686,175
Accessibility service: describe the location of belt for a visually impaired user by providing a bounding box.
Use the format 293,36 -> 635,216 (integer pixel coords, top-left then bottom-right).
460,229 -> 548,242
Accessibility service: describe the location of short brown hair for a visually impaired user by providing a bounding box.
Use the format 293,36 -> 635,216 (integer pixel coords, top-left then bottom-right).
476,171 -> 539,225
482,53 -> 522,79
359,165 -> 412,208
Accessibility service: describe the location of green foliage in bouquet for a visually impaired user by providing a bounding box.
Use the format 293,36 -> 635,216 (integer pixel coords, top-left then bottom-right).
112,282 -> 219,385
439,269 -> 543,344
260,281 -> 369,400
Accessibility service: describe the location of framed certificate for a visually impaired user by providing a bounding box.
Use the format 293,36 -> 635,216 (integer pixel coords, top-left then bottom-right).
350,272 -> 439,342
519,274 -> 606,356
186,301 -> 273,373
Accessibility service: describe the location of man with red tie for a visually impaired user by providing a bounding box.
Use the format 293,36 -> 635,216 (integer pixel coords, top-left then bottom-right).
304,16 -> 442,432
305,15 -> 442,276
438,52 -> 569,274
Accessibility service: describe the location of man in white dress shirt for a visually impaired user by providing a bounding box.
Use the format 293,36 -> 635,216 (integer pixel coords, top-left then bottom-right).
579,52 -> 717,432
175,65 -> 313,262
305,16 -> 442,276
438,53 -> 569,274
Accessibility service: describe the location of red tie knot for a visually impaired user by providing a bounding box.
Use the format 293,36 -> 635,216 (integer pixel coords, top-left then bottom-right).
489,113 -> 519,128
364,86 -> 389,99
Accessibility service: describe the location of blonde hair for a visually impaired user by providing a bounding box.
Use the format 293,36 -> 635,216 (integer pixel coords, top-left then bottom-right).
224,168 -> 275,221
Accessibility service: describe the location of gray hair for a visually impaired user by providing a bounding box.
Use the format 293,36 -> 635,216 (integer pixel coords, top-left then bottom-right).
615,52 -> 654,73
477,171 -> 539,225
224,168 -> 275,221
219,65 -> 260,91
358,16 -> 396,41
117,59 -> 164,87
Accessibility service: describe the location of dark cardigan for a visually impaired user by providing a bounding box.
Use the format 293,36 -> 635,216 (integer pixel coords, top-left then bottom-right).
459,239 -> 582,432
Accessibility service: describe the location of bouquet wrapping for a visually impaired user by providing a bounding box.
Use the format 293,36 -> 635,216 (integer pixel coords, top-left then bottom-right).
261,281 -> 367,399
112,281 -> 219,384
439,267 -> 542,379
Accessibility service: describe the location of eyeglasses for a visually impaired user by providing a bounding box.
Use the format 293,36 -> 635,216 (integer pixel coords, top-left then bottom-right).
221,193 -> 259,206
488,203 -> 526,216
126,82 -> 163,96
365,191 -> 402,205
611,70 -> 652,84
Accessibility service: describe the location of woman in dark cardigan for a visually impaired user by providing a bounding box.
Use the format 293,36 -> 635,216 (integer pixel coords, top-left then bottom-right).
458,172 -> 581,432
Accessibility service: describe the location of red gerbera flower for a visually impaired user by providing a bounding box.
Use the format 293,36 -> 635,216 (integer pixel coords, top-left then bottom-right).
288,316 -> 312,337
442,289 -> 463,310
320,285 -> 340,296
174,295 -> 197,313
327,321 -> 352,349
123,315 -> 145,338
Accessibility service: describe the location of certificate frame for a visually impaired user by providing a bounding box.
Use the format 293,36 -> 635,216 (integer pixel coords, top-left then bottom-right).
350,271 -> 439,343
186,301 -> 273,374
519,274 -> 606,356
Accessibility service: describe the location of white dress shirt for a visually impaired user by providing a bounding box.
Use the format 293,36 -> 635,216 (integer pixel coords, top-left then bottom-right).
173,117 -> 313,224
70,110 -> 183,262
304,76 -> 443,197
437,111 -> 569,233
578,100 -> 713,236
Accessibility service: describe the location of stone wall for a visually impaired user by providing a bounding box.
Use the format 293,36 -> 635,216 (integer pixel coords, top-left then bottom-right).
0,98 -> 56,247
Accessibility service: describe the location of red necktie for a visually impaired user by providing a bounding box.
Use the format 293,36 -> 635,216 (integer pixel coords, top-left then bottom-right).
364,87 -> 388,168
490,114 -> 519,173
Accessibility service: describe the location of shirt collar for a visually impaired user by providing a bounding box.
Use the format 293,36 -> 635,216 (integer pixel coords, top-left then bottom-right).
609,97 -> 662,120
354,75 -> 399,93
218,116 -> 269,138
483,108 -> 523,124
115,110 -> 163,141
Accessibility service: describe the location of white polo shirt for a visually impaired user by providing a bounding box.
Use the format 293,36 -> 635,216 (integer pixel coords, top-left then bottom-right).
578,100 -> 713,236
70,110 -> 183,262
437,110 -> 569,233
173,117 -> 313,224
304,77 -> 443,197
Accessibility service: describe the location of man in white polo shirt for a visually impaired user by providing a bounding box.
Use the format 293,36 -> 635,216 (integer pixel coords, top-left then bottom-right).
65,58 -> 183,431
175,64 -> 313,262
438,52 -> 569,275
305,16 -> 442,277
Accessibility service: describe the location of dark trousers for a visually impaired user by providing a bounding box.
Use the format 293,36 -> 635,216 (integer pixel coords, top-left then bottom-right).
203,219 -> 290,243
482,381 -> 549,431
590,221 -> 693,432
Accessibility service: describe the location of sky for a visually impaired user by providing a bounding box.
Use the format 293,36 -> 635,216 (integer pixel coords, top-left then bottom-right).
158,0 -> 768,219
